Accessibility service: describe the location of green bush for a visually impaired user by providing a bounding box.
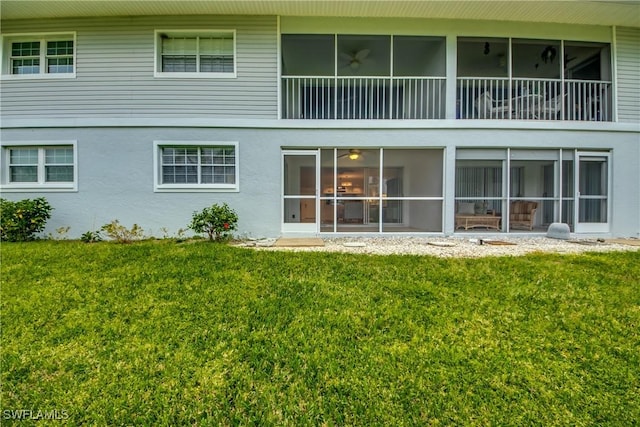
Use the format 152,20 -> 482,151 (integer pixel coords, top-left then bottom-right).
0,197 -> 53,242
81,230 -> 103,243
189,203 -> 238,241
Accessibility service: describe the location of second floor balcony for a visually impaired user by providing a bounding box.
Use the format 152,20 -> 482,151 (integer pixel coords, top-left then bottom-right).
281,34 -> 613,122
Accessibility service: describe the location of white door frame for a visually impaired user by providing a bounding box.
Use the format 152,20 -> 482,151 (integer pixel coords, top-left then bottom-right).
281,150 -> 319,233
575,151 -> 611,233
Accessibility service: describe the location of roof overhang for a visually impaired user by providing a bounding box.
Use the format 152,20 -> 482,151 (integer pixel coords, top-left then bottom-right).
1,1 -> 639,28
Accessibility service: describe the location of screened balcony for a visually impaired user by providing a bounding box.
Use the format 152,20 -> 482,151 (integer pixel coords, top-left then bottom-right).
457,38 -> 613,121
281,34 -> 446,120
281,34 -> 613,122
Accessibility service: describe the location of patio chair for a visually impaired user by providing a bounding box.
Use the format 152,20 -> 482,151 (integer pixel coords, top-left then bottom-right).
538,94 -> 565,120
535,94 -> 567,120
509,200 -> 538,230
475,91 -> 511,119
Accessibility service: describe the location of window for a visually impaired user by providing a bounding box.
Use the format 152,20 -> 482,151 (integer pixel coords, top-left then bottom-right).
154,142 -> 238,191
155,30 -> 236,77
2,33 -> 75,77
46,40 -> 74,74
1,142 -> 77,191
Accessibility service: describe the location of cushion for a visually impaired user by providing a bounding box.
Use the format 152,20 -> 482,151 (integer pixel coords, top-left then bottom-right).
474,202 -> 487,215
457,202 -> 475,215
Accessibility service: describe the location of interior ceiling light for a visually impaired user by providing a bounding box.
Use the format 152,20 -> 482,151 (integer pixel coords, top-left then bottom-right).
338,149 -> 362,160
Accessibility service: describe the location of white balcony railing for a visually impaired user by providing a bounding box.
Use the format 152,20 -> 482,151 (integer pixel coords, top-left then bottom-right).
457,77 -> 612,121
282,76 -> 446,119
282,76 -> 613,121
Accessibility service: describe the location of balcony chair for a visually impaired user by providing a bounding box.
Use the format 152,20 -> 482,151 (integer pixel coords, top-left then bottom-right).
509,201 -> 538,230
537,94 -> 565,120
475,91 -> 512,119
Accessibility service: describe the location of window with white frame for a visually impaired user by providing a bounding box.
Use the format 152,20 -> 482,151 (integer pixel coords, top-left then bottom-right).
155,31 -> 236,77
2,143 -> 77,191
2,33 -> 75,77
154,142 -> 238,191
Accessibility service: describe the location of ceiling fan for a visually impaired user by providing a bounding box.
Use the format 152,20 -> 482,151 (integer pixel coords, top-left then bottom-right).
338,149 -> 363,160
339,49 -> 371,70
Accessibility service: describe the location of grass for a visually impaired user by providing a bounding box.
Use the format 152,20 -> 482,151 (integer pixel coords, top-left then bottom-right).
1,240 -> 639,425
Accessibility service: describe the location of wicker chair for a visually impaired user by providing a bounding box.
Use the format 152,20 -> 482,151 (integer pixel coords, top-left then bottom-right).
510,201 -> 538,230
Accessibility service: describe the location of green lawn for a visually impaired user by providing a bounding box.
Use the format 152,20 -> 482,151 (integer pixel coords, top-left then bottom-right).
1,241 -> 639,425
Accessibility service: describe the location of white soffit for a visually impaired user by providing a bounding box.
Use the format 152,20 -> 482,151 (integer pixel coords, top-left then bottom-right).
1,1 -> 639,28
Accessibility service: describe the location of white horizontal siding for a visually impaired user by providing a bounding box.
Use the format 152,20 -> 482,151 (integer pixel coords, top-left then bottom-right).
616,27 -> 640,123
0,16 -> 278,119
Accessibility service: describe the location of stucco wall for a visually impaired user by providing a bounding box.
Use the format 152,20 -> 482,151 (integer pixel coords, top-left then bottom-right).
1,126 -> 638,238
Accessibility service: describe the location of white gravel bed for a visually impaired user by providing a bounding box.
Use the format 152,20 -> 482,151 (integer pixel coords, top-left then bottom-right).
246,237 -> 640,258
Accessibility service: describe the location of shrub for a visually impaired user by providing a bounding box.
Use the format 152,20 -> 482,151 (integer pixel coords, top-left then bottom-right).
100,220 -> 144,244
0,197 -> 53,242
81,230 -> 103,243
189,203 -> 238,242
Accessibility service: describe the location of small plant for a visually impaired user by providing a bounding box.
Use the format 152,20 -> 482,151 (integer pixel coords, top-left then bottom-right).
159,227 -> 188,241
100,220 -> 144,244
81,230 -> 103,243
159,227 -> 171,239
57,226 -> 71,237
0,197 -> 53,242
189,203 -> 238,242
175,228 -> 187,242
48,226 -> 71,240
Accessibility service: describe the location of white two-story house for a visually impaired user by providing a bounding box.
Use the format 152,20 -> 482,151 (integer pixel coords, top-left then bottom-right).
1,1 -> 639,238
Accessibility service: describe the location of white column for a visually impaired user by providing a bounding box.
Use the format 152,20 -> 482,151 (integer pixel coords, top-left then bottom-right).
445,34 -> 458,120
443,145 -> 457,234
